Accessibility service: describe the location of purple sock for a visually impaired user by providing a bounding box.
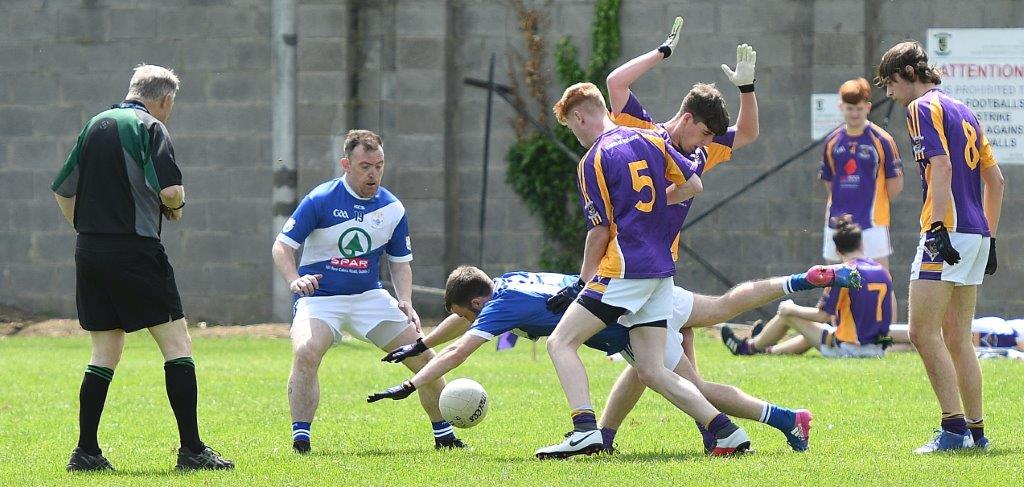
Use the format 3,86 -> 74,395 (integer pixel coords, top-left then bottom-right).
706,413 -> 737,439
967,419 -> 984,442
941,415 -> 968,435
571,409 -> 597,432
695,420 -> 715,453
600,427 -> 616,450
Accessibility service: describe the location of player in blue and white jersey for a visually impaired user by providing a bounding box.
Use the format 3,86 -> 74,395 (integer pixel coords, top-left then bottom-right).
368,264 -> 860,454
271,130 -> 462,454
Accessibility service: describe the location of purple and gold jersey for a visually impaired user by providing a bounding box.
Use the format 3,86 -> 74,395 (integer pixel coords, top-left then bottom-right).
578,125 -> 697,279
821,257 -> 893,345
612,91 -> 736,230
907,88 -> 997,235
819,123 -> 902,229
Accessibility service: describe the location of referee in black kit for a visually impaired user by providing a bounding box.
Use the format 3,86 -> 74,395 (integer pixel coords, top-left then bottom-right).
51,65 -> 233,472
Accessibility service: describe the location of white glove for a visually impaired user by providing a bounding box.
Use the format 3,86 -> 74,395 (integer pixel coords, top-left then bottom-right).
721,43 -> 756,89
657,16 -> 684,58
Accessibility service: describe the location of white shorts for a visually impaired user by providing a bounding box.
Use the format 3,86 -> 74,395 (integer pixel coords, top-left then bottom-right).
620,326 -> 685,370
910,232 -> 990,286
292,289 -> 410,347
670,287 -> 695,331
584,276 -> 674,327
817,325 -> 885,358
823,224 -> 891,261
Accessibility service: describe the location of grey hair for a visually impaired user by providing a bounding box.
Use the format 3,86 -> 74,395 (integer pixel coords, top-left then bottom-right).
126,64 -> 180,101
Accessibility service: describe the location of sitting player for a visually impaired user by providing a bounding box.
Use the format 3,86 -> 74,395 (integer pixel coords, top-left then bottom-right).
722,216 -> 894,358
367,263 -> 860,454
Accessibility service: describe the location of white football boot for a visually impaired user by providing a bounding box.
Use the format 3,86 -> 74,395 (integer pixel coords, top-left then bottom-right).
535,430 -> 603,460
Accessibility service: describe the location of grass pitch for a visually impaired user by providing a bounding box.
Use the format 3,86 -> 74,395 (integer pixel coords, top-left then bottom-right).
0,330 -> 1021,486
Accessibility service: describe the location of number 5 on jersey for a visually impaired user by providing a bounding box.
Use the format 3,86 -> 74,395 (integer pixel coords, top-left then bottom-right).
628,160 -> 654,212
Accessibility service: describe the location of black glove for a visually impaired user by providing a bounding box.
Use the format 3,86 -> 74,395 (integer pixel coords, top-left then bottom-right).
367,381 -> 416,403
546,279 -> 585,314
382,338 -> 428,363
985,238 -> 997,275
925,221 -> 961,265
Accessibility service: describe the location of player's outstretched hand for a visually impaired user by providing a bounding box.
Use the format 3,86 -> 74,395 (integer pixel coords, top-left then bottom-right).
367,381 -> 416,403
925,221 -> 961,265
290,274 -> 323,297
721,44 -> 756,89
382,338 -> 428,363
985,238 -> 997,275
546,279 -> 585,314
658,16 -> 683,58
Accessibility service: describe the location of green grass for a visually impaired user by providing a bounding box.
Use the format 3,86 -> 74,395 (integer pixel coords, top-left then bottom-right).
0,331 -> 1021,486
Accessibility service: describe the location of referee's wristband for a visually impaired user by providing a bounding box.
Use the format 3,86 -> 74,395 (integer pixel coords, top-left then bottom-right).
166,201 -> 185,210
738,83 -> 755,93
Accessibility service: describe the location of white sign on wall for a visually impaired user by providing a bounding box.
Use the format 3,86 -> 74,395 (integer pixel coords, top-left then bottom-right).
927,28 -> 1024,164
811,93 -> 843,140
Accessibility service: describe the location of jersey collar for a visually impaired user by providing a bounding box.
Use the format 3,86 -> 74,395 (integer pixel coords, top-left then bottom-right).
112,99 -> 151,114
341,174 -> 377,201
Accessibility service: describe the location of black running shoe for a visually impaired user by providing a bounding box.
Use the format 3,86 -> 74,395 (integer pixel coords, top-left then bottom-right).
175,446 -> 235,470
293,440 -> 311,454
435,438 -> 468,450
750,320 -> 765,338
67,447 -> 114,472
721,326 -> 752,356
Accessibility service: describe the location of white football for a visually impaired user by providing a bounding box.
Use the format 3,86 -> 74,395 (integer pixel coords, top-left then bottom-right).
438,378 -> 489,428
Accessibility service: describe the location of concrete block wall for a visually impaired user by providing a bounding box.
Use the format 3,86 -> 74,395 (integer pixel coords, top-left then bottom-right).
1,0 -> 1021,323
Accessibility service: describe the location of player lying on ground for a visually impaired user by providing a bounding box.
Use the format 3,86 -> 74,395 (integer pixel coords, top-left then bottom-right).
721,216 -> 894,359
272,130 -> 464,454
367,263 -> 860,454
889,317 -> 1024,352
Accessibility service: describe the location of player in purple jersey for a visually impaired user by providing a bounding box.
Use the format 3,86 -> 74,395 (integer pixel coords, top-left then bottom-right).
721,216 -> 894,359
537,82 -> 758,460
607,16 -> 758,209
271,130 -> 463,454
820,78 -> 904,269
876,40 -> 1005,453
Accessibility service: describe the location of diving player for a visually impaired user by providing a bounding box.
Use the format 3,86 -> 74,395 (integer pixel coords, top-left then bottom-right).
367,264 -> 859,453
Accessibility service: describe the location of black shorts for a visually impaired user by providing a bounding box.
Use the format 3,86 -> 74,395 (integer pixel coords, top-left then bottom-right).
75,234 -> 184,332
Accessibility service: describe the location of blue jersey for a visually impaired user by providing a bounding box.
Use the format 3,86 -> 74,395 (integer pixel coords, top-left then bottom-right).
466,271 -> 632,356
276,177 -> 412,297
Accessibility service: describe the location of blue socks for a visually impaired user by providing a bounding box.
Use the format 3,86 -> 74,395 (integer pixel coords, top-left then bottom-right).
760,404 -> 797,432
432,420 -> 456,443
292,421 -> 311,443
783,272 -> 813,294
941,414 -> 968,435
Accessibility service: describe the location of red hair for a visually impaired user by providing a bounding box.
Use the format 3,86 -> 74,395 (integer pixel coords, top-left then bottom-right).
839,78 -> 871,104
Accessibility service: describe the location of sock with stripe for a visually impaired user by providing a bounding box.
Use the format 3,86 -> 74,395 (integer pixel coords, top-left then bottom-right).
600,427 -> 617,450
292,421 -> 311,443
782,273 -> 813,294
77,365 -> 114,456
967,418 -> 985,443
432,420 -> 456,443
164,357 -> 205,454
571,407 -> 597,432
759,403 -> 796,432
940,412 -> 968,436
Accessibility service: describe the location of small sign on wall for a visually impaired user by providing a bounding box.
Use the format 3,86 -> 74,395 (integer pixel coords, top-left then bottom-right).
811,93 -> 843,140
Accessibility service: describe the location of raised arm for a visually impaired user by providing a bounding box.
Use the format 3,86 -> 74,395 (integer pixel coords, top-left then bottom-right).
721,44 -> 758,149
606,16 -> 682,115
